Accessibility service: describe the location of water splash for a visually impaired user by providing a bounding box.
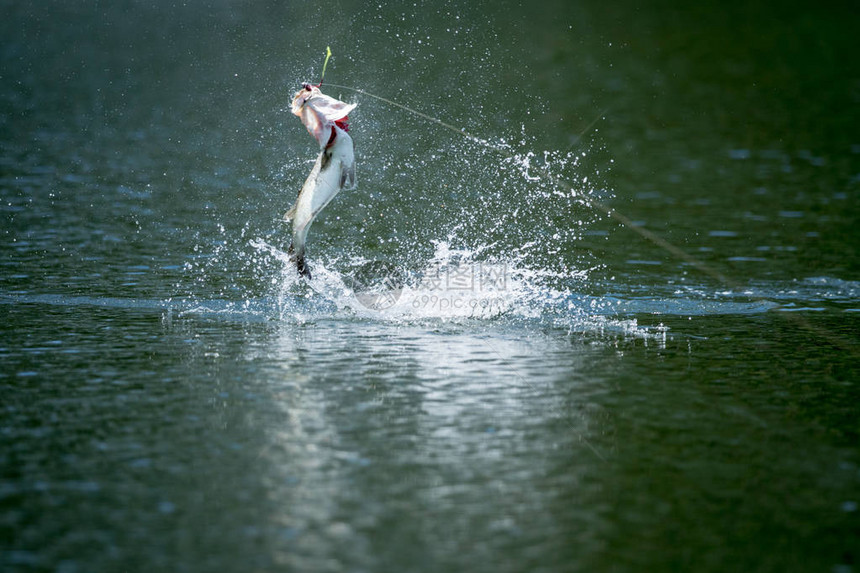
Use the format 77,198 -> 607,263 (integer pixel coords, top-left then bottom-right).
236,96 -> 653,337
248,234 -> 659,340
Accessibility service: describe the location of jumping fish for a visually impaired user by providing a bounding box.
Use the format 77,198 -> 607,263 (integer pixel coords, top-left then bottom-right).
285,83 -> 357,278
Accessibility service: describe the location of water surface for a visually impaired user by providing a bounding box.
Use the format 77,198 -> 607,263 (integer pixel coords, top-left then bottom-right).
2,1 -> 859,572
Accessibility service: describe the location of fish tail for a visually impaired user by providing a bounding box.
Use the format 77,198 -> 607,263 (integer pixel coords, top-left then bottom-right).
288,242 -> 311,279
296,254 -> 311,279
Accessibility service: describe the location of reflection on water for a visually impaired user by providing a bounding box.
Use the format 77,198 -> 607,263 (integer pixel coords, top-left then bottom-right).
243,320 -> 608,570
1,293 -> 858,571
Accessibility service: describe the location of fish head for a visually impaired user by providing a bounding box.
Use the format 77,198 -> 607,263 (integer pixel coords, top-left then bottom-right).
291,83 -> 358,147
291,83 -> 320,116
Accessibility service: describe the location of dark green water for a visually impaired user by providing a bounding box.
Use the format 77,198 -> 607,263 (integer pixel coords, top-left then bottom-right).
2,1 -> 859,572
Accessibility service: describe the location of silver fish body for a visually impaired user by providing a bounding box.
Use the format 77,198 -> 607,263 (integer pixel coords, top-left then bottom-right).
284,125 -> 355,277
286,83 -> 357,278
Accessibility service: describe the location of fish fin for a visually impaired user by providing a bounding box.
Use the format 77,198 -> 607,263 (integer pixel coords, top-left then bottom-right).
307,94 -> 356,124
341,139 -> 356,189
340,160 -> 356,189
284,203 -> 297,222
320,146 -> 333,171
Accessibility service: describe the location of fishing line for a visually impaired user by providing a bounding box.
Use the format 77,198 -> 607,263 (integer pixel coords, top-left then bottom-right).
322,82 -> 857,354
325,82 -> 735,286
325,83 -> 489,147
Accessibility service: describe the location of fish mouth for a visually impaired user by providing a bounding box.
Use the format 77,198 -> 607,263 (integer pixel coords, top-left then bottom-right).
291,87 -> 309,114
292,82 -> 318,114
